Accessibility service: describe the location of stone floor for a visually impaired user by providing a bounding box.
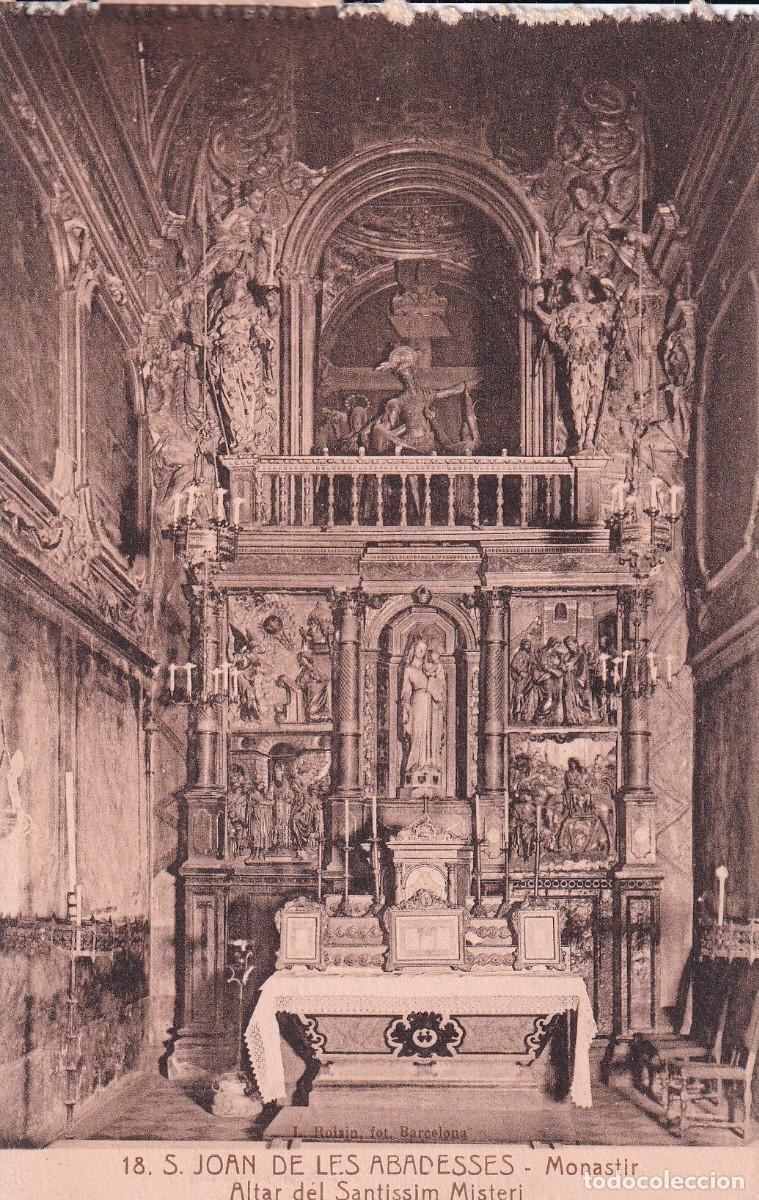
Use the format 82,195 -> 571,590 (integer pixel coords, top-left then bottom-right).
59,1048 -> 754,1147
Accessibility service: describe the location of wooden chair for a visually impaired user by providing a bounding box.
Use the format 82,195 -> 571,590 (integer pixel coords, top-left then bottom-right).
654,991 -> 730,1118
667,987 -> 759,1139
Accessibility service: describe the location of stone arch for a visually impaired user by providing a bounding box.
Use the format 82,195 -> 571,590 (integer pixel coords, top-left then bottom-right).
364,594 -> 479,654
279,142 -> 551,455
364,596 -> 478,798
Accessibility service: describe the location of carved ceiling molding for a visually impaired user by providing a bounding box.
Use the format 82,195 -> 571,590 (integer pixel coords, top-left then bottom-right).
0,25 -> 162,333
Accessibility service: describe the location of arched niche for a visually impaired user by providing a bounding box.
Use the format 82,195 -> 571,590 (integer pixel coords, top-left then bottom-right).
319,247 -> 523,456
366,600 -> 477,801
279,143 -> 550,456
82,286 -> 145,562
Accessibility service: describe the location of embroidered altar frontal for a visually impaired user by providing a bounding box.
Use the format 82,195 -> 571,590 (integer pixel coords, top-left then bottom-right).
245,971 -> 596,1108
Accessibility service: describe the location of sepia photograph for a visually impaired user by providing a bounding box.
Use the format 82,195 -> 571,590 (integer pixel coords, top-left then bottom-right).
0,2 -> 757,1194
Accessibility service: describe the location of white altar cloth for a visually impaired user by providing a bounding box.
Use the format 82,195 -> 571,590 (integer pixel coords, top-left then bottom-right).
244,971 -> 597,1108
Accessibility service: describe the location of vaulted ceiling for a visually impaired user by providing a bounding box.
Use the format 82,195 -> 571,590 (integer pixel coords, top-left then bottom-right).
84,10 -> 736,221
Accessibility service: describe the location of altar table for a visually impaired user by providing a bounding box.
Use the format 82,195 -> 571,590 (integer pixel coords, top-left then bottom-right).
244,971 -> 597,1108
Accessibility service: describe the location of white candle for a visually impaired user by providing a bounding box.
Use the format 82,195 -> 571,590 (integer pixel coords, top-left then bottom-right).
168,663 -> 177,697
184,662 -> 197,696
647,651 -> 658,685
598,652 -> 609,683
344,794 -> 350,847
186,485 -> 198,521
666,654 -> 673,685
215,487 -> 227,523
229,667 -> 239,699
474,791 -> 481,844
211,665 -> 223,695
65,771 -> 76,894
172,490 -> 183,525
670,484 -> 683,518
612,657 -> 622,687
221,661 -> 230,695
610,482 -> 626,513
622,650 -> 632,680
232,496 -> 245,526
648,477 -> 661,511
371,795 -> 378,841
715,865 -> 728,926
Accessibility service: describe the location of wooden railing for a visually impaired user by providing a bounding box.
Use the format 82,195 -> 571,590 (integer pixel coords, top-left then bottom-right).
224,454 -> 602,532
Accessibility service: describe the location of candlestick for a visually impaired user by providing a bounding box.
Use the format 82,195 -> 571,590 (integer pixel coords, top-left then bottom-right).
473,790 -> 481,846
502,790 -> 510,906
343,794 -> 351,904
168,663 -> 177,697
316,832 -> 323,903
215,487 -> 227,523
184,662 -> 197,696
715,864 -> 728,926
65,771 -> 76,896
232,496 -> 245,526
371,794 -> 378,842
185,485 -> 198,521
75,882 -> 82,929
172,490 -> 183,525
533,804 -> 542,901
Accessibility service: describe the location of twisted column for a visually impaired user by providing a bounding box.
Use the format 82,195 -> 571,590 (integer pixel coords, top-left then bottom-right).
621,587 -> 652,794
480,589 -> 508,798
333,589 -> 364,800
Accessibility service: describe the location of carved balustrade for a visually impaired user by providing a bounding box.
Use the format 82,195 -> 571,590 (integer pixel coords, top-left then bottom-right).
224,454 -> 604,533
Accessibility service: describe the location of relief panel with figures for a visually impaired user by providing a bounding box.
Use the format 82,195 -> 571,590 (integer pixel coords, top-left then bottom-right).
227,593 -> 333,729
508,733 -> 618,869
507,595 -> 619,728
226,740 -> 330,865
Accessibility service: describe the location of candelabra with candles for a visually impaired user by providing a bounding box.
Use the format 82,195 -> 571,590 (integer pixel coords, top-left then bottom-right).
595,586 -> 676,701
164,658 -> 241,708
607,477 -> 682,582
603,475 -> 683,700
168,484 -> 241,564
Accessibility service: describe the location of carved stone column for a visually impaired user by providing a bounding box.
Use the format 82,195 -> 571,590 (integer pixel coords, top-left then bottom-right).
480,589 -> 508,798
614,585 -> 663,1036
619,587 -> 657,869
281,270 -> 320,454
333,589 -> 364,801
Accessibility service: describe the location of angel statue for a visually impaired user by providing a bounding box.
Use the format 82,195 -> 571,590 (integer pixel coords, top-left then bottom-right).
531,271 -> 619,453
207,272 -> 279,454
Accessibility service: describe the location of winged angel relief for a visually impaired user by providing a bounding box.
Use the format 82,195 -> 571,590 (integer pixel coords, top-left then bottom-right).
227,595 -> 333,726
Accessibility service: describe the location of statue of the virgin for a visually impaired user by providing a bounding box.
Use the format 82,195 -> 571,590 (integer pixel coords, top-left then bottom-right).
399,635 -> 446,790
